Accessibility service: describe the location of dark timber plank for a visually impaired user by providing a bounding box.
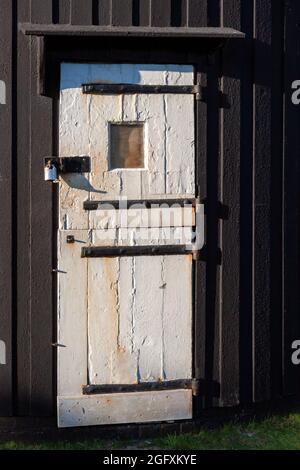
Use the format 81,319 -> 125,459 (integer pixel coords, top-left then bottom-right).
188,0 -> 207,27
283,0 -> 300,396
139,0 -> 151,26
220,0 -> 241,406
194,61 -> 207,413
239,0 -> 254,405
17,0 -> 31,415
191,0 -> 209,412
203,0 -> 221,408
71,0 -> 93,25
21,24 -> 245,38
28,0 -> 54,416
150,0 -> 171,27
171,0 -> 187,27
58,0 -> 71,24
30,0 -> 52,24
97,0 -> 111,25
37,37 -> 46,96
111,0 -> 133,26
253,0 -> 272,403
270,0 -> 284,399
0,0 -> 13,416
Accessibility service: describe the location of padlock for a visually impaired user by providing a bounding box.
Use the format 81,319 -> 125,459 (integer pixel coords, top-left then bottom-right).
44,160 -> 58,182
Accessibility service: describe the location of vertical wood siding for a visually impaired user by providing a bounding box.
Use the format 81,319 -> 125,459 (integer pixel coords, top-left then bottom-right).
0,0 -> 13,416
221,0 -> 241,407
239,0 -> 254,405
203,0 -> 221,409
0,0 -> 299,416
269,0 -> 284,401
70,0 -> 93,25
56,0 -> 71,24
16,0 -> 54,416
29,0 -> 54,415
16,0 -> 32,415
253,0 -> 272,403
283,0 -> 300,396
112,0 -> 133,26
188,0 -> 207,27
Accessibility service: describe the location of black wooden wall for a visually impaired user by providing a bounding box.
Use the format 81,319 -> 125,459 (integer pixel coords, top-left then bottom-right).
0,0 -> 300,417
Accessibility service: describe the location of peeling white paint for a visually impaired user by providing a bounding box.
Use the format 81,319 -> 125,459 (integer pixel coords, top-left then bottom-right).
87,254 -> 192,385
58,64 -> 195,427
57,230 -> 89,396
59,75 -> 194,223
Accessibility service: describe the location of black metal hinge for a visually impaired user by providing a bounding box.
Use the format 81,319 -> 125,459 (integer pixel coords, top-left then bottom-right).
83,379 -> 202,396
81,245 -> 197,258
83,198 -> 196,211
83,83 -> 197,95
82,83 -> 204,101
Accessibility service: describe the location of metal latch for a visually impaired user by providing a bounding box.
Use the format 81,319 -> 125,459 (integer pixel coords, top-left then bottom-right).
44,156 -> 91,182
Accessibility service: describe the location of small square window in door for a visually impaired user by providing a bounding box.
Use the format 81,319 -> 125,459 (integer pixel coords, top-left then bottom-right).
109,123 -> 144,169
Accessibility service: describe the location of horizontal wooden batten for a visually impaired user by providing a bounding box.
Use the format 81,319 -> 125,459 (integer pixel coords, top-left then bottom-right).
82,83 -> 199,95
84,228 -> 194,248
88,207 -> 195,230
81,245 -> 196,258
20,24 -> 245,39
83,379 -> 196,395
84,198 -> 196,210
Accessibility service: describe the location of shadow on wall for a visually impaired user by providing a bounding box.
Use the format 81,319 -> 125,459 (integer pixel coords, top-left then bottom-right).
60,63 -> 194,90
60,175 -> 107,194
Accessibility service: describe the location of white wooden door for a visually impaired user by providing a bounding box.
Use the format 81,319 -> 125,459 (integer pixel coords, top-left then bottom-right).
57,64 -> 196,427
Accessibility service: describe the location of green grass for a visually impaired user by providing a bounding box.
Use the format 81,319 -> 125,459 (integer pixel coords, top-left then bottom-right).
1,413 -> 300,450
0,439 -> 108,450
156,414 -> 300,450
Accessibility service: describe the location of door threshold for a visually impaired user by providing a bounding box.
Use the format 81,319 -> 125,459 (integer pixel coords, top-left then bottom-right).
58,389 -> 192,428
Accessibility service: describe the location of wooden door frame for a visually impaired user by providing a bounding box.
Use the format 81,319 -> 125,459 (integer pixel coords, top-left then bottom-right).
40,35 -> 209,420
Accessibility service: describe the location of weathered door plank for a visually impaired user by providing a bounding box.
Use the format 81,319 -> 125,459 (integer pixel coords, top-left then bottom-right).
88,255 -> 193,384
58,389 -> 192,427
91,227 -> 194,246
57,230 -> 88,396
